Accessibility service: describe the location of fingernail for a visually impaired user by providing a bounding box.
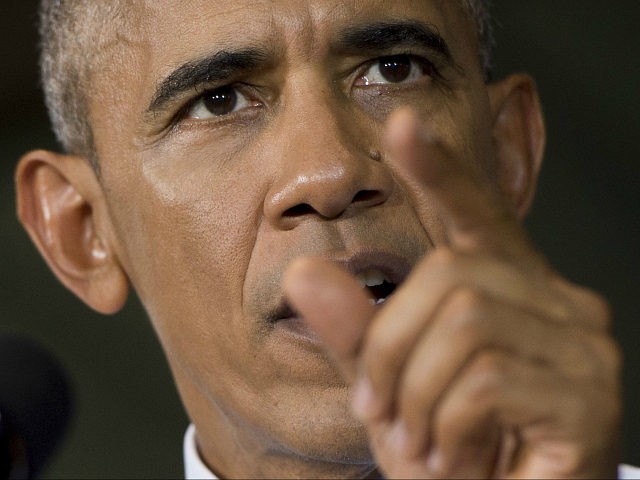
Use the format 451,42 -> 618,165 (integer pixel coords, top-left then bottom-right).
388,420 -> 410,455
427,448 -> 443,475
351,377 -> 375,419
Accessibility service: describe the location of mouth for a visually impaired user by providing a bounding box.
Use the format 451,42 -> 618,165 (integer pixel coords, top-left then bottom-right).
267,252 -> 410,330
355,268 -> 398,305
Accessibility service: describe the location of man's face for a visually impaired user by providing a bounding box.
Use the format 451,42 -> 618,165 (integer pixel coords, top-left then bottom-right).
88,0 -> 494,471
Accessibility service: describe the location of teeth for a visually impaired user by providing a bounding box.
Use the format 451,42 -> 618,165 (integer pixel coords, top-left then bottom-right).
356,268 -> 390,288
369,297 -> 388,305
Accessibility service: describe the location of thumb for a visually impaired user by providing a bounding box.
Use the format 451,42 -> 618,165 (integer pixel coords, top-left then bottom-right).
283,257 -> 375,381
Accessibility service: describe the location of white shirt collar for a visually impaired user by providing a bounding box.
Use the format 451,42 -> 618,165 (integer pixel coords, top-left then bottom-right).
620,464 -> 640,479
183,424 -> 217,480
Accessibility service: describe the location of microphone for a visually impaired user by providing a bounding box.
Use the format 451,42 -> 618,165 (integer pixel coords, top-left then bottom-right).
0,333 -> 73,479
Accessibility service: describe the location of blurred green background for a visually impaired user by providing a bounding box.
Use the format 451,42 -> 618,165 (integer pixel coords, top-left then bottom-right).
1,1 -> 638,477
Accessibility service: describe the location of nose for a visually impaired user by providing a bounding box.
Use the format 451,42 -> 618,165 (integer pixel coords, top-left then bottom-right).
264,98 -> 394,230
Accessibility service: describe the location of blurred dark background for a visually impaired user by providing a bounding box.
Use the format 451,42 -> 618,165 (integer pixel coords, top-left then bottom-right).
1,1 -> 638,477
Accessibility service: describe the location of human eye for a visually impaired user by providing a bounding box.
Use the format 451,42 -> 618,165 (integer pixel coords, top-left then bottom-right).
186,85 -> 258,120
354,54 -> 436,87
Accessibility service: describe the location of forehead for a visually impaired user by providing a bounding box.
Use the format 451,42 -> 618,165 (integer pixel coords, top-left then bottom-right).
136,0 -> 461,33
88,0 -> 477,158
127,0 -> 473,66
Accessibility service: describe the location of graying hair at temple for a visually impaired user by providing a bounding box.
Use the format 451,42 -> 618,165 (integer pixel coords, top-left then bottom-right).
38,0 -> 495,169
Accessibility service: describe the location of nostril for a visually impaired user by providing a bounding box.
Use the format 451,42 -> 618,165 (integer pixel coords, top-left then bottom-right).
283,203 -> 315,218
280,191 -> 384,220
352,190 -> 381,204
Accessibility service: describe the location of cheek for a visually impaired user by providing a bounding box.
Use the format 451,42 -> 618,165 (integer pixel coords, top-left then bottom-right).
105,142 -> 268,376
416,83 -> 494,175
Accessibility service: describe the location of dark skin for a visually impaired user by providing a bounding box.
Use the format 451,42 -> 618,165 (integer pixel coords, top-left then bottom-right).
16,1 -> 620,477
285,109 -> 620,478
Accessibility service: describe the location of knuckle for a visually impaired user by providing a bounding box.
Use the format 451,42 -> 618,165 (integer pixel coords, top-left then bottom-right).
463,352 -> 507,405
444,288 -> 490,340
564,281 -> 613,330
586,290 -> 613,329
448,286 -> 487,314
560,334 -> 592,376
592,335 -> 623,377
425,247 -> 459,270
561,329 -> 622,382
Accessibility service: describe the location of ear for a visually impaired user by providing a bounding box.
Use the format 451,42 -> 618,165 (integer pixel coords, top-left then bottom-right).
488,73 -> 546,219
15,150 -> 129,314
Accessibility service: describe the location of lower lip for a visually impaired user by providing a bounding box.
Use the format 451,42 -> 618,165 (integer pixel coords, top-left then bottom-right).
273,317 -> 324,347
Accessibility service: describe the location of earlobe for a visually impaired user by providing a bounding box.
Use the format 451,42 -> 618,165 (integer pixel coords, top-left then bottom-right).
488,74 -> 546,219
15,150 -> 129,314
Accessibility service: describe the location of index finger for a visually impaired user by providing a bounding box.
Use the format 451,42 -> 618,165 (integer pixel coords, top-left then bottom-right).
385,108 -> 534,258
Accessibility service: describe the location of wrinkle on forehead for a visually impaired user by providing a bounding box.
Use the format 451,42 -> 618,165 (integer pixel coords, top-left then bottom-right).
85,2 -> 143,60
95,0 -> 468,78
89,0 -> 479,165
135,0 -> 415,56
89,0 -> 470,93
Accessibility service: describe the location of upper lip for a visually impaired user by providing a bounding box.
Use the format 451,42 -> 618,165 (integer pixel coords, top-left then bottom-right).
266,249 -> 413,322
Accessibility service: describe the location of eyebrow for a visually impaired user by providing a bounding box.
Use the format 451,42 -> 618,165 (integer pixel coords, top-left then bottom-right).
335,20 -> 452,60
147,48 -> 270,114
146,21 -> 452,115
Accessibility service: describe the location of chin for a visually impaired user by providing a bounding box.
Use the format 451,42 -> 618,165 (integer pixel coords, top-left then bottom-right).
265,383 -> 374,467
